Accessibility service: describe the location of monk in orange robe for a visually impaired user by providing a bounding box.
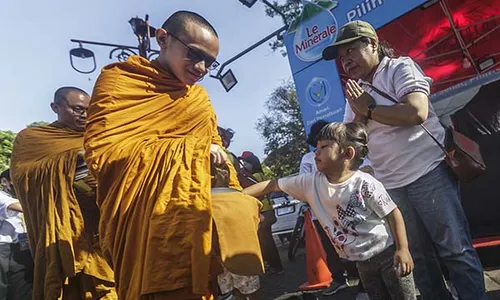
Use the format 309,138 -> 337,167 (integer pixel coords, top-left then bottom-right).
10,87 -> 116,300
84,10 -> 263,300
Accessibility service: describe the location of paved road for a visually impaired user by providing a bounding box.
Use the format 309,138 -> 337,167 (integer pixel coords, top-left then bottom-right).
259,239 -> 500,300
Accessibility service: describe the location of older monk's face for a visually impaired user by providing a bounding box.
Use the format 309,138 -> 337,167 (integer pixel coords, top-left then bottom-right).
51,91 -> 90,131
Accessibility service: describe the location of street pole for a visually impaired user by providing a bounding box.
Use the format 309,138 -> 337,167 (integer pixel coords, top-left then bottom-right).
210,24 -> 288,80
69,4 -> 289,89
69,15 -> 158,74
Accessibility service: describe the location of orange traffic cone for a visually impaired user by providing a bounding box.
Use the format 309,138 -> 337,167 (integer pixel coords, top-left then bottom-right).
299,210 -> 332,291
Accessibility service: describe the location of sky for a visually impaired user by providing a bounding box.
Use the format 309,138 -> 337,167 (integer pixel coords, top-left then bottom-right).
1,0 -> 295,158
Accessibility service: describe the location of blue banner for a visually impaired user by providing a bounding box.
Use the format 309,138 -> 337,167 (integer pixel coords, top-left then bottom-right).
284,0 -> 429,136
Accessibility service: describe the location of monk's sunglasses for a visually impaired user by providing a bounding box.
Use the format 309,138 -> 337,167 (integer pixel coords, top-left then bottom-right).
169,33 -> 220,71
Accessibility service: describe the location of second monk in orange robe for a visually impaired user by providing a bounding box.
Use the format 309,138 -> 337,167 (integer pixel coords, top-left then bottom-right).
10,87 -> 116,300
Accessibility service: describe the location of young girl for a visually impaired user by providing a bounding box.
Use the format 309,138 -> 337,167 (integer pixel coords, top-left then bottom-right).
244,122 -> 416,300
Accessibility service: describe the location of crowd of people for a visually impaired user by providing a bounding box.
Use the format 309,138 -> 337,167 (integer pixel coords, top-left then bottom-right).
0,10 -> 490,300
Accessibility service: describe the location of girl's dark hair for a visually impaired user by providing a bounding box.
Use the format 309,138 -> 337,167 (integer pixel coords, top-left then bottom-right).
242,154 -> 263,174
316,122 -> 369,170
359,37 -> 395,61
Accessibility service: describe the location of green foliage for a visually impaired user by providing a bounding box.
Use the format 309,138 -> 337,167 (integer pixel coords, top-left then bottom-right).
256,81 -> 308,178
265,0 -> 303,56
27,121 -> 49,128
262,163 -> 276,179
288,1 -> 338,33
0,121 -> 48,172
0,131 -> 16,172
265,0 -> 338,55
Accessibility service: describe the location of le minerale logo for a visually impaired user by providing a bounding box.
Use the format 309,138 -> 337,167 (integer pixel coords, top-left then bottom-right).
294,25 -> 337,56
290,0 -> 339,62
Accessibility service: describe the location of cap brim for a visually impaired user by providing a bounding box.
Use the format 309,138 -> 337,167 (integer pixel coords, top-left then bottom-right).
322,36 -> 364,60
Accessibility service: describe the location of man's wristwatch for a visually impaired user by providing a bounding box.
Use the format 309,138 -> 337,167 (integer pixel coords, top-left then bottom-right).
367,103 -> 376,120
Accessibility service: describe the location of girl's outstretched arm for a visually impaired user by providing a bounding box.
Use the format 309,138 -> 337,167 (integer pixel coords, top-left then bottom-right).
243,179 -> 281,199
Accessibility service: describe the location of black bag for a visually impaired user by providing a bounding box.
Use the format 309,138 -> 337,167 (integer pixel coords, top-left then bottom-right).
363,84 -> 486,182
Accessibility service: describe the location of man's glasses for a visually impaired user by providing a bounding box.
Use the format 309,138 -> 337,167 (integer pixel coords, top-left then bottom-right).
169,33 -> 220,71
67,104 -> 87,116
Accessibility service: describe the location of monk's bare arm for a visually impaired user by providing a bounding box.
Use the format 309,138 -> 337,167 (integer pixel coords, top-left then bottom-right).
243,179 -> 281,198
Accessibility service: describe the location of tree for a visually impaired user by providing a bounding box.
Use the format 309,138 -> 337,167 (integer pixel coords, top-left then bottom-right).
265,0 -> 338,56
0,122 -> 49,172
27,121 -> 49,127
256,81 -> 308,178
265,0 -> 303,56
0,131 -> 16,172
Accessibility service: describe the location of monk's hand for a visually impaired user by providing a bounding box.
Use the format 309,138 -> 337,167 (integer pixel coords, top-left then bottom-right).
345,79 -> 374,117
210,144 -> 228,165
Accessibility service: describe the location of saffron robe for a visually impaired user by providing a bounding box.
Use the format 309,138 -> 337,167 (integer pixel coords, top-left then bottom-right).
10,123 -> 115,299
84,56 -> 263,300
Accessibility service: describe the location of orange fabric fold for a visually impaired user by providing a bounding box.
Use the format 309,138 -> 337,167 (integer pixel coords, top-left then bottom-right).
84,56 -> 245,299
211,192 -> 264,276
10,123 -> 115,300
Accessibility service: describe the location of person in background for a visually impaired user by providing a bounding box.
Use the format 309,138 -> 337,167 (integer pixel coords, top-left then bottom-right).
210,159 -> 262,300
240,151 -> 284,275
10,87 -> 116,299
322,19 -> 486,300
0,171 -> 15,198
300,121 -> 367,299
299,120 -> 328,174
218,127 -> 241,173
217,127 -> 258,189
214,129 -> 262,300
0,170 -> 32,300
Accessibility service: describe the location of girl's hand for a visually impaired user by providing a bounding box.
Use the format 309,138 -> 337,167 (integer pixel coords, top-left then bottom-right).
394,248 -> 414,277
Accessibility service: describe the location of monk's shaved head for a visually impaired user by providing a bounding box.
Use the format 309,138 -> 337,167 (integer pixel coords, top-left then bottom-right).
161,10 -> 218,38
156,10 -> 219,85
54,86 -> 89,105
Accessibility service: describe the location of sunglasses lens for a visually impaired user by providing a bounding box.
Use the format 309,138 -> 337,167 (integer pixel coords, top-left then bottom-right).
187,48 -> 218,70
187,49 -> 203,62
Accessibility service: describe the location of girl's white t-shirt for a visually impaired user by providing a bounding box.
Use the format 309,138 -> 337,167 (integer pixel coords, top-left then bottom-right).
278,171 -> 396,261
